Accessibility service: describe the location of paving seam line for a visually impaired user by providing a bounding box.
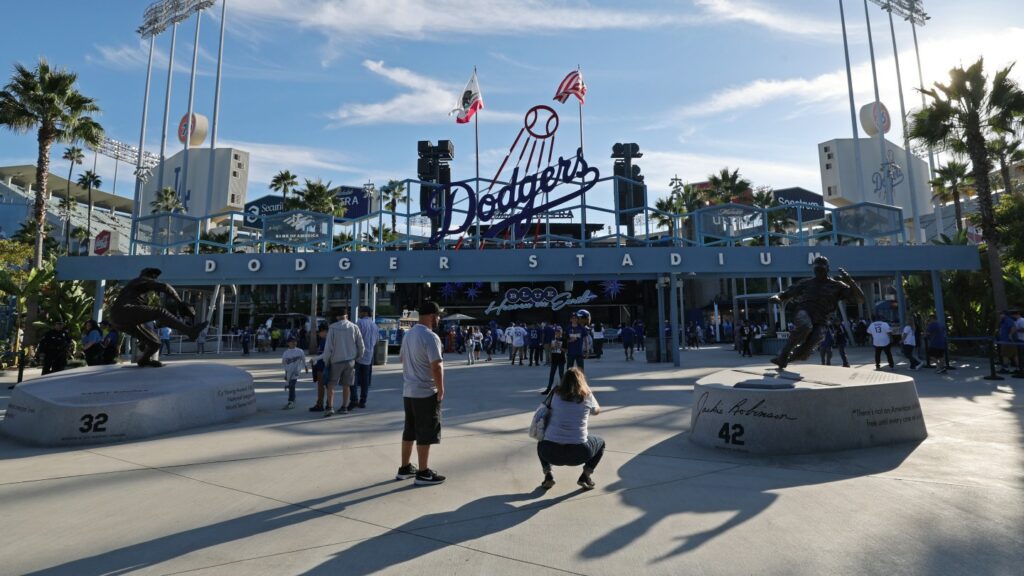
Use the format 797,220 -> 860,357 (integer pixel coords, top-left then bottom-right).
87,450 -> 589,576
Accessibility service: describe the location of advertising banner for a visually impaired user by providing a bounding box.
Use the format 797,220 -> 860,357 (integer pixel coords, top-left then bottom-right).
262,210 -> 332,247
773,187 -> 825,222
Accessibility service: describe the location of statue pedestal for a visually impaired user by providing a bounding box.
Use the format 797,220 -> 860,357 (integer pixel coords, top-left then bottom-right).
690,365 -> 927,455
3,362 -> 255,446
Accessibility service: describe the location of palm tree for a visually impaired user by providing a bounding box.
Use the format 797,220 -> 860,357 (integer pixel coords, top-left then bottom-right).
151,186 -> 184,214
705,167 -> 752,205
269,170 -> 298,204
751,185 -> 786,244
988,135 -> 1023,195
295,178 -> 347,217
70,226 -> 89,255
909,58 -> 1024,313
0,58 -> 104,268
76,169 -> 101,239
60,146 -> 83,253
381,179 -> 407,233
363,225 -> 397,246
57,195 -> 76,251
930,160 -> 972,233
669,175 -> 706,243
653,195 -> 680,237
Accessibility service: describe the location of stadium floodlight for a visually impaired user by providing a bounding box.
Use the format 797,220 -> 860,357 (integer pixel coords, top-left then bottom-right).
868,0 -> 928,25
91,136 -> 160,169
137,0 -> 216,38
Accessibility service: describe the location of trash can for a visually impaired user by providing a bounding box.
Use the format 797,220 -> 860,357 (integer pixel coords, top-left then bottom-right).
373,339 -> 388,366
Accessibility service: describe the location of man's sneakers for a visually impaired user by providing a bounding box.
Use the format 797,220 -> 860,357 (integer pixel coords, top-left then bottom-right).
541,472 -> 555,490
282,401 -> 294,410
577,471 -> 595,490
308,405 -> 324,412
414,469 -> 446,486
395,463 -> 419,480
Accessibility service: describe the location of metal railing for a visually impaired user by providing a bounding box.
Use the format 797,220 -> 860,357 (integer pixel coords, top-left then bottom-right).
131,175 -> 909,255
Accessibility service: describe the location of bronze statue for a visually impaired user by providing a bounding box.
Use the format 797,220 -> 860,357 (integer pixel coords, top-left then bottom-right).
769,256 -> 864,370
109,267 -> 208,368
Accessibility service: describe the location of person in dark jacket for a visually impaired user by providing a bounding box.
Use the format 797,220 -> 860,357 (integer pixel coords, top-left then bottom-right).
81,320 -> 104,366
38,319 -> 71,375
100,321 -> 121,365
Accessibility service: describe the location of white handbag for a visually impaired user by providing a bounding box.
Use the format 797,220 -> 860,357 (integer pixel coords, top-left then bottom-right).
528,390 -> 555,441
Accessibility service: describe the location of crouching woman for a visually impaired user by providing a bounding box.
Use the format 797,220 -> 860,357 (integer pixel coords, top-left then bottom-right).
538,368 -> 604,490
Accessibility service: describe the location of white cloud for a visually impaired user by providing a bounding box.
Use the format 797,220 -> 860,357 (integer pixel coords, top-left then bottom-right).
233,0 -> 701,42
86,39 -> 198,75
642,149 -> 822,193
219,139 -> 362,185
330,60 -> 520,126
694,0 -> 841,39
665,27 -> 1024,134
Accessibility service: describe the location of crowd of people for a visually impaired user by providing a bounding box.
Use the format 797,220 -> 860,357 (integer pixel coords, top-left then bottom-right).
37,318 -> 122,374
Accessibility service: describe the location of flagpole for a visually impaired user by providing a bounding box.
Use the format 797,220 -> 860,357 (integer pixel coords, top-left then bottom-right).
577,65 -> 587,248
474,67 -> 481,248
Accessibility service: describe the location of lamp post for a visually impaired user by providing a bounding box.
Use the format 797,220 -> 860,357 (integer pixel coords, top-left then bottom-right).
867,0 -> 922,241
362,181 -> 377,250
838,0 -> 865,197
135,0 -> 216,236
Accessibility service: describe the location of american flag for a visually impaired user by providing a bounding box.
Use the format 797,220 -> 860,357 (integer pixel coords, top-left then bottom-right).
553,69 -> 587,105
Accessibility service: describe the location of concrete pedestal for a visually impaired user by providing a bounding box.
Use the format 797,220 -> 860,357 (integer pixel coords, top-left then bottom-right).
690,365 -> 927,455
3,362 -> 255,446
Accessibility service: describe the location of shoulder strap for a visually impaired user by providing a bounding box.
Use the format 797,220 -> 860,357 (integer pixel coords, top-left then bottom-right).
544,388 -> 555,408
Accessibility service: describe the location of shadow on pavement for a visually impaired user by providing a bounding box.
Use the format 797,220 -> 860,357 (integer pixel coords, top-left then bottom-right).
300,487 -> 583,575
580,432 -> 918,563
25,479 -> 409,575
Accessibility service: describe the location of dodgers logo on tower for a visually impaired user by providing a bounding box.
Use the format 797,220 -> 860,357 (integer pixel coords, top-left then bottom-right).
426,105 -> 600,244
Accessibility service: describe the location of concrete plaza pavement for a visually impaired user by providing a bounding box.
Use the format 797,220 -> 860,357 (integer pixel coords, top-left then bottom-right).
1,343 -> 1022,575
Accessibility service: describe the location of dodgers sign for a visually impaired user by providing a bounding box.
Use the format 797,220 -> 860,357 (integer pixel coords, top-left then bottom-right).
484,285 -> 598,315
426,147 -> 600,244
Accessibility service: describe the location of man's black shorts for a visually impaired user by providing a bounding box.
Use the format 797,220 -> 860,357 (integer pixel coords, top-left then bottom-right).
403,395 -> 441,445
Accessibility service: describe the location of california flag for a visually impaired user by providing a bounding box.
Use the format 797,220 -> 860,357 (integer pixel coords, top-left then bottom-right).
450,71 -> 483,124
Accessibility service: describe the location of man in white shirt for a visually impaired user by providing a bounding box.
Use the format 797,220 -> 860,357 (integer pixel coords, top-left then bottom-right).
511,323 -> 526,366
506,323 -> 516,361
321,309 -> 365,416
352,306 -> 380,410
396,301 -> 446,486
867,316 -> 895,370
901,320 -> 921,370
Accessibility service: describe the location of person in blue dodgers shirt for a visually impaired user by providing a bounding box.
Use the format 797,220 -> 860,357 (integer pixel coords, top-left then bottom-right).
528,323 -> 542,366
575,309 -> 593,358
352,306 -> 380,410
619,322 -> 635,360
566,313 -> 587,372
542,321 -> 555,365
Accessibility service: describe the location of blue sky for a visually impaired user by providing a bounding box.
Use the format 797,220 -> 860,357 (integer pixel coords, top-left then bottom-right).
0,0 -> 1021,212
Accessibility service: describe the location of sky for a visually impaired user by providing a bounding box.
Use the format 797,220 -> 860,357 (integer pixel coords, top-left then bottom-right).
0,0 -> 1021,216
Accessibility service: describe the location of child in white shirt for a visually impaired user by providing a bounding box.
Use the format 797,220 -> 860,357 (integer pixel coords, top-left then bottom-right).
281,337 -> 306,409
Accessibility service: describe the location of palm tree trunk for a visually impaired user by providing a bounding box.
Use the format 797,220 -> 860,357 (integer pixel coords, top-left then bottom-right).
87,184 -> 93,241
66,162 -> 74,255
952,188 -> 964,233
1000,158 -> 1013,195
33,132 -> 52,269
968,144 -> 1008,313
